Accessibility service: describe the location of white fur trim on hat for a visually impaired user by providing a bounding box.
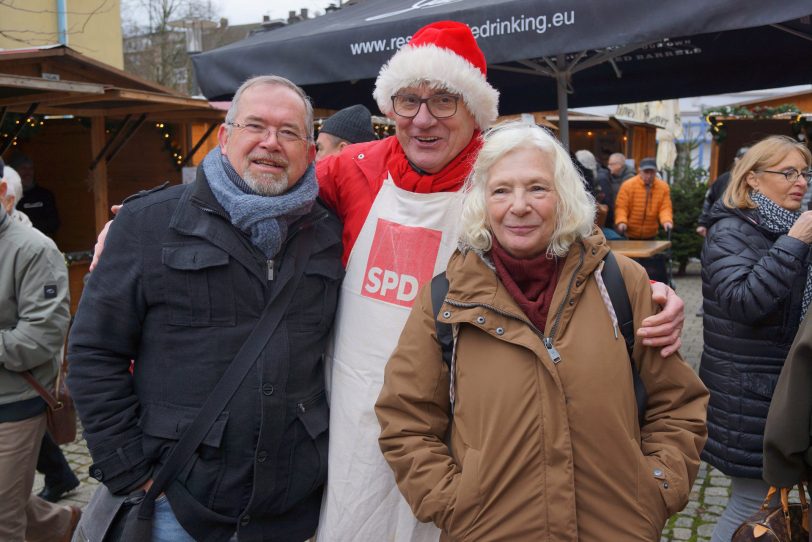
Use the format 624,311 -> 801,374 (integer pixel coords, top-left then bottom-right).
373,44 -> 499,130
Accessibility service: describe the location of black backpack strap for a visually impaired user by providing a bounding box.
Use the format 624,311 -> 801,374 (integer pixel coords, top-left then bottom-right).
431,272 -> 453,368
601,251 -> 648,426
602,252 -> 634,358
122,225 -> 317,540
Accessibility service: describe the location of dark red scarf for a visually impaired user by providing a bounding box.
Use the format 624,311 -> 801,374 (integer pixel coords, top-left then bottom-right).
491,240 -> 561,332
386,131 -> 482,193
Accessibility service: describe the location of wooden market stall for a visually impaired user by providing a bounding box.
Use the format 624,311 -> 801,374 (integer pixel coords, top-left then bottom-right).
705,90 -> 812,180
0,45 -> 225,312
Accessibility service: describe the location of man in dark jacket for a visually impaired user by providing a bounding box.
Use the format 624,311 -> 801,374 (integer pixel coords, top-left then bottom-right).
315,104 -> 377,160
12,154 -> 60,239
607,152 -> 635,203
68,76 -> 344,542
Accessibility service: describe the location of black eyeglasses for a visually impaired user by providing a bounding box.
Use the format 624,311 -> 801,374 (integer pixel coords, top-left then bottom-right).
391,94 -> 460,119
756,168 -> 812,184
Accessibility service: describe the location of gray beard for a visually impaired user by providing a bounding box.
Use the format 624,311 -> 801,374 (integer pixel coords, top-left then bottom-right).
243,171 -> 289,196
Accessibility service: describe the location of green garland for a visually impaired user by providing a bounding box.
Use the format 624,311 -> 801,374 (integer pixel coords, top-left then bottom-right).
701,103 -> 804,143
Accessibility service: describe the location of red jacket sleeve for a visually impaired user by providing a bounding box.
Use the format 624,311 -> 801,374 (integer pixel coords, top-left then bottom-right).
317,155 -> 340,215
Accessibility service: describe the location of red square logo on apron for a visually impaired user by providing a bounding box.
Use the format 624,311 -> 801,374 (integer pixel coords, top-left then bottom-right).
362,218 -> 442,307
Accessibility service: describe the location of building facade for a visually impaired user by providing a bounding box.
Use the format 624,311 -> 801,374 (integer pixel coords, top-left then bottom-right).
0,0 -> 123,68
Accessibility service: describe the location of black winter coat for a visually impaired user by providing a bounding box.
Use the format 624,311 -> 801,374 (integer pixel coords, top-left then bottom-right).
699,201 -> 809,478
68,173 -> 344,542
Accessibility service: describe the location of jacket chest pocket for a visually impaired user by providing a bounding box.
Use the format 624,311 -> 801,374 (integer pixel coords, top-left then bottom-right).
286,257 -> 343,332
161,244 -> 236,327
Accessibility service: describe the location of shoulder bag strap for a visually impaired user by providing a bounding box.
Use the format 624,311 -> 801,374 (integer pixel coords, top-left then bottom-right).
22,317 -> 73,408
127,224 -> 317,536
21,371 -> 60,409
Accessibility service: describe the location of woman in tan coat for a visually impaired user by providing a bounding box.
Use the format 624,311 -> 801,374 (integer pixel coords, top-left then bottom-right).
375,121 -> 709,541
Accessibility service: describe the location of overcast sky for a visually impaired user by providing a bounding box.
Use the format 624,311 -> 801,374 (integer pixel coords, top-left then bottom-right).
214,0 -> 337,25
122,1 -> 338,27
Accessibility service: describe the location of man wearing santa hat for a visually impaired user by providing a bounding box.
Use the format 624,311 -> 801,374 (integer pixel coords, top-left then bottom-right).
88,20 -> 685,541
315,20 -> 686,541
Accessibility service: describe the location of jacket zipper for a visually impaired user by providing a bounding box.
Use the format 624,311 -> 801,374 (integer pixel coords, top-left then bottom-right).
200,205 -> 279,280
641,183 -> 651,229
444,246 -> 585,365
546,246 -> 586,348
297,391 -> 324,413
199,206 -> 329,282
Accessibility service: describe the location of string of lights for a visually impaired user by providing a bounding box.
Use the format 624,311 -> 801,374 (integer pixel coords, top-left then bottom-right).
154,122 -> 185,167
0,114 -> 45,147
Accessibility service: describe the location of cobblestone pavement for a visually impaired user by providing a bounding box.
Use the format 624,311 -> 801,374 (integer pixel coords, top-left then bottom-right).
33,421 -> 99,508
38,263 -> 732,541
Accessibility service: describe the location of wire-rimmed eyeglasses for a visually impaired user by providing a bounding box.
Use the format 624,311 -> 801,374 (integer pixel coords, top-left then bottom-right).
756,168 -> 812,184
390,94 -> 460,119
227,122 -> 309,144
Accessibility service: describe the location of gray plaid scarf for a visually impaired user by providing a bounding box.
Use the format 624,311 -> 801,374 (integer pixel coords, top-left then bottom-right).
752,191 -> 812,319
202,148 -> 317,259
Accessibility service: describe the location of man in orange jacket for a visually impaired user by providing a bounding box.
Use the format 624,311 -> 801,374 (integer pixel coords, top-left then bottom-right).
615,157 -> 673,239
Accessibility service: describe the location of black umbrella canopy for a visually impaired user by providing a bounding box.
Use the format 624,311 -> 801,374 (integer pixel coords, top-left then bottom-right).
193,0 -> 812,115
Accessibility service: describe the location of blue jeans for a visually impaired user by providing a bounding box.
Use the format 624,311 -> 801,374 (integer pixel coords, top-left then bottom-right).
602,226 -> 625,240
151,497 -> 307,541
152,495 -> 196,542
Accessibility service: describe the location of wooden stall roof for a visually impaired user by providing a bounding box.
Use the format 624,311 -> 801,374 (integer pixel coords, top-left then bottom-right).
0,73 -> 105,101
538,111 -> 661,131
0,45 -> 224,121
0,44 -> 175,94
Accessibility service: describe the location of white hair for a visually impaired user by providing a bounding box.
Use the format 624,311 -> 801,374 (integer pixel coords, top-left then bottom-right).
2,165 -> 23,204
460,120 -> 596,257
575,149 -> 598,179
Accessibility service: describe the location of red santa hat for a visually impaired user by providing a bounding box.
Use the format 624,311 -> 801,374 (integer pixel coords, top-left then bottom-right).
373,20 -> 499,130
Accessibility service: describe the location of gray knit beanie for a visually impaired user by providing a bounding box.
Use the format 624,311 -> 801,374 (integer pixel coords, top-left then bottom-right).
320,104 -> 376,144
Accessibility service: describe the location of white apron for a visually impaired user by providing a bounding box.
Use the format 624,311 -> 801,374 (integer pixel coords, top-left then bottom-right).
317,177 -> 463,542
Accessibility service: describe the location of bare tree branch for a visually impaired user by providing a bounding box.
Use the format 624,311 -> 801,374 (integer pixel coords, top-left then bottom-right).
122,0 -> 220,92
